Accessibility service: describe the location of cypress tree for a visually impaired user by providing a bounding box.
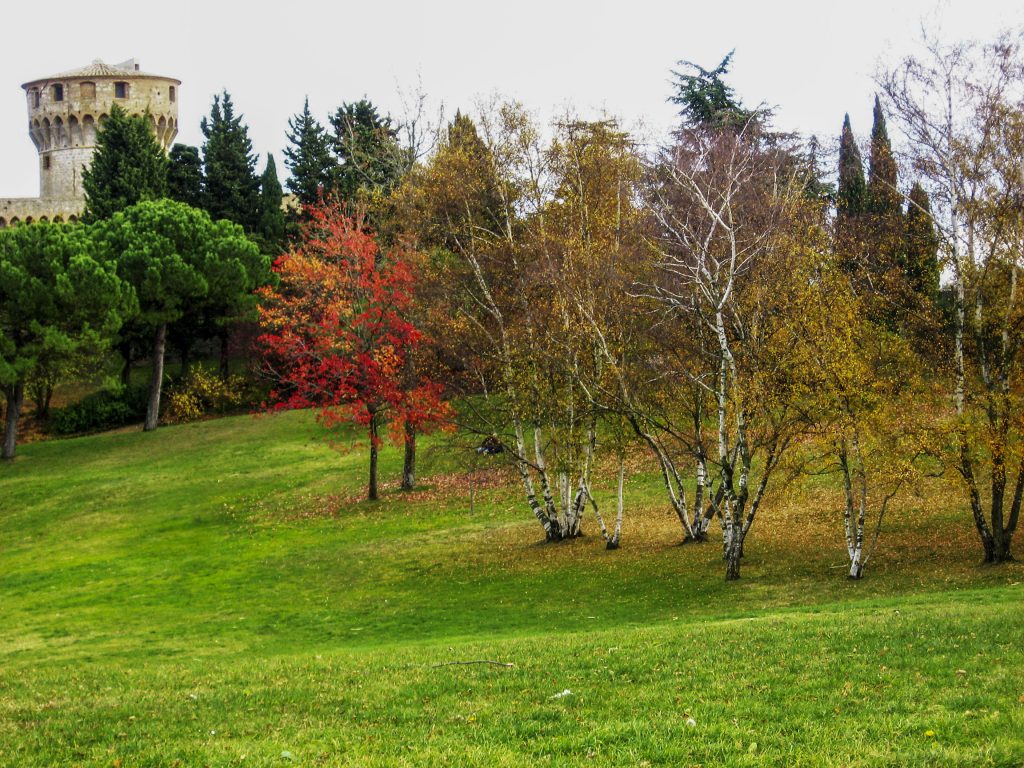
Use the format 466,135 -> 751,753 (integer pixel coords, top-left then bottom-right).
866,96 -> 901,218
865,95 -> 906,322
82,104 -> 168,222
167,143 -> 204,209
201,91 -> 261,232
283,98 -> 336,206
257,154 -> 286,249
904,182 -> 940,301
837,114 -> 866,221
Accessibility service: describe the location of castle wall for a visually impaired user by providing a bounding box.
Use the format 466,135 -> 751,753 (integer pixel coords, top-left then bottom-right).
0,198 -> 83,228
40,147 -> 93,200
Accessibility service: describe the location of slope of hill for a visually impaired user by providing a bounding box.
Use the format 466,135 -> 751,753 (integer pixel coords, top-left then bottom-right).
1,411 -> 1021,766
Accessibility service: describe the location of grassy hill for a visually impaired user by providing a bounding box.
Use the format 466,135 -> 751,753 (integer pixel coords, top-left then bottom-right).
1,411 -> 1022,766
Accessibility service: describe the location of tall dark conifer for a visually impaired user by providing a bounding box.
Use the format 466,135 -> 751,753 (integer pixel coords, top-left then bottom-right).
866,96 -> 901,218
167,144 -> 204,209
329,99 -> 404,203
257,154 -> 286,250
283,98 -> 336,206
904,182 -> 940,301
201,91 -> 261,232
837,114 -> 866,221
81,104 -> 168,222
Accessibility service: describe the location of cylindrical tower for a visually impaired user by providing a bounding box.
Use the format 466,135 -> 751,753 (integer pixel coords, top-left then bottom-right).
21,59 -> 180,201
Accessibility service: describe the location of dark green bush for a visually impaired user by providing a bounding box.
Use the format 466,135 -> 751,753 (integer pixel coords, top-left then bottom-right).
48,385 -> 150,435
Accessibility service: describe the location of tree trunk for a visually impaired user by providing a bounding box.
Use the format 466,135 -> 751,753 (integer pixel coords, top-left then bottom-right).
514,422 -> 560,541
368,411 -> 379,501
607,457 -> 625,550
2,381 -> 25,460
144,323 -> 167,432
848,551 -> 864,579
987,533 -> 1014,563
219,329 -> 231,379
725,542 -> 742,580
119,340 -> 132,386
42,383 -> 53,419
401,421 -> 416,490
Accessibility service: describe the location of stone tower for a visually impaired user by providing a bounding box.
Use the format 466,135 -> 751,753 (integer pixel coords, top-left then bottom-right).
0,58 -> 180,227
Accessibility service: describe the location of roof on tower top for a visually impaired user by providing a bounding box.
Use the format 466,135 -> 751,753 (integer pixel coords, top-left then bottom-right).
22,59 -> 180,88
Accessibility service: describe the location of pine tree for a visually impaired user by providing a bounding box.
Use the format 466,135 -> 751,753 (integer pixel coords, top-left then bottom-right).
201,91 -> 261,232
283,98 -> 336,206
82,104 -> 168,221
669,50 -> 755,130
800,135 -> 835,203
837,114 -> 866,220
257,154 -> 285,249
167,144 -> 203,209
329,99 -> 404,203
904,182 -> 940,301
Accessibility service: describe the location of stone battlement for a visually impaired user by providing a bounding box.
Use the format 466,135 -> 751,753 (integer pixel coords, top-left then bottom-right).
0,198 -> 83,228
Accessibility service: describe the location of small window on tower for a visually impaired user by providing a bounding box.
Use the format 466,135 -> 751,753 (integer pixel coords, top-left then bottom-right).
31,89 -> 41,108
114,81 -> 129,99
169,86 -> 176,103
52,84 -> 64,101
43,156 -> 51,170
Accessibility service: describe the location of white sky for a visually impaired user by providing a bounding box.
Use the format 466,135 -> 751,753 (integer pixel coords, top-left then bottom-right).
1,0 -> 1022,198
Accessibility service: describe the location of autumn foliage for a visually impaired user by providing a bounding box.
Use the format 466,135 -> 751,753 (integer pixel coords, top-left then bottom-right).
257,201 -> 450,499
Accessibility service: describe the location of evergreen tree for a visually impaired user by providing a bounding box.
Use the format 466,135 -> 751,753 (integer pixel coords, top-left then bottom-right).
201,91 -> 261,232
167,144 -> 204,209
864,96 -> 907,326
283,98 -> 336,206
1,222 -> 132,457
799,135 -> 835,203
82,104 -> 168,222
904,182 -> 940,301
837,114 -> 866,220
329,99 -> 404,203
257,154 -> 286,249
866,96 -> 901,218
669,50 -> 755,130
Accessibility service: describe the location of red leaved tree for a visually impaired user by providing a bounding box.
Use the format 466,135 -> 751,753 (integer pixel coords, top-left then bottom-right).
257,201 -> 450,500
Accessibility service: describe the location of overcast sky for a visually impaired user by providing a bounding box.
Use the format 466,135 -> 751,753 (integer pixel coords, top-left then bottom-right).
1,0 -> 1021,198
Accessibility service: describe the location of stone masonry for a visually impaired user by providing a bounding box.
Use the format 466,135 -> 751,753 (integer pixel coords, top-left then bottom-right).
0,59 -> 180,228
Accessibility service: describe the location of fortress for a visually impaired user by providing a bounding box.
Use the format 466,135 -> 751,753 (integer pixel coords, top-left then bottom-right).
0,59 -> 180,228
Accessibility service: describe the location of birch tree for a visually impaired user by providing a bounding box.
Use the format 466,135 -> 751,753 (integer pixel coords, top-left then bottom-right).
647,116 -> 813,579
795,258 -> 936,578
879,30 -> 1024,563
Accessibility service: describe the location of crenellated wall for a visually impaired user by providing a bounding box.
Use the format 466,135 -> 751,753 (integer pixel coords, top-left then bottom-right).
0,197 -> 83,228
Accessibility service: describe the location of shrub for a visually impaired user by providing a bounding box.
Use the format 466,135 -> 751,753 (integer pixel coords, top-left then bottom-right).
48,385 -> 149,435
164,367 -> 247,424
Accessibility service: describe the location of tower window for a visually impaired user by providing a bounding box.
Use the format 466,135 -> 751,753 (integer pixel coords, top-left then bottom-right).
169,86 -> 176,102
80,81 -> 96,99
52,84 -> 64,101
114,81 -> 129,99
43,156 -> 51,170
31,89 -> 41,108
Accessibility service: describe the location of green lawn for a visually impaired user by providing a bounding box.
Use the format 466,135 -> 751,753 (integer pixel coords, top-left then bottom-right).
1,411 -> 1021,766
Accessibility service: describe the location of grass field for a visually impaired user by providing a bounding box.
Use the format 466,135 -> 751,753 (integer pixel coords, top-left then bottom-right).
1,410 -> 1022,766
